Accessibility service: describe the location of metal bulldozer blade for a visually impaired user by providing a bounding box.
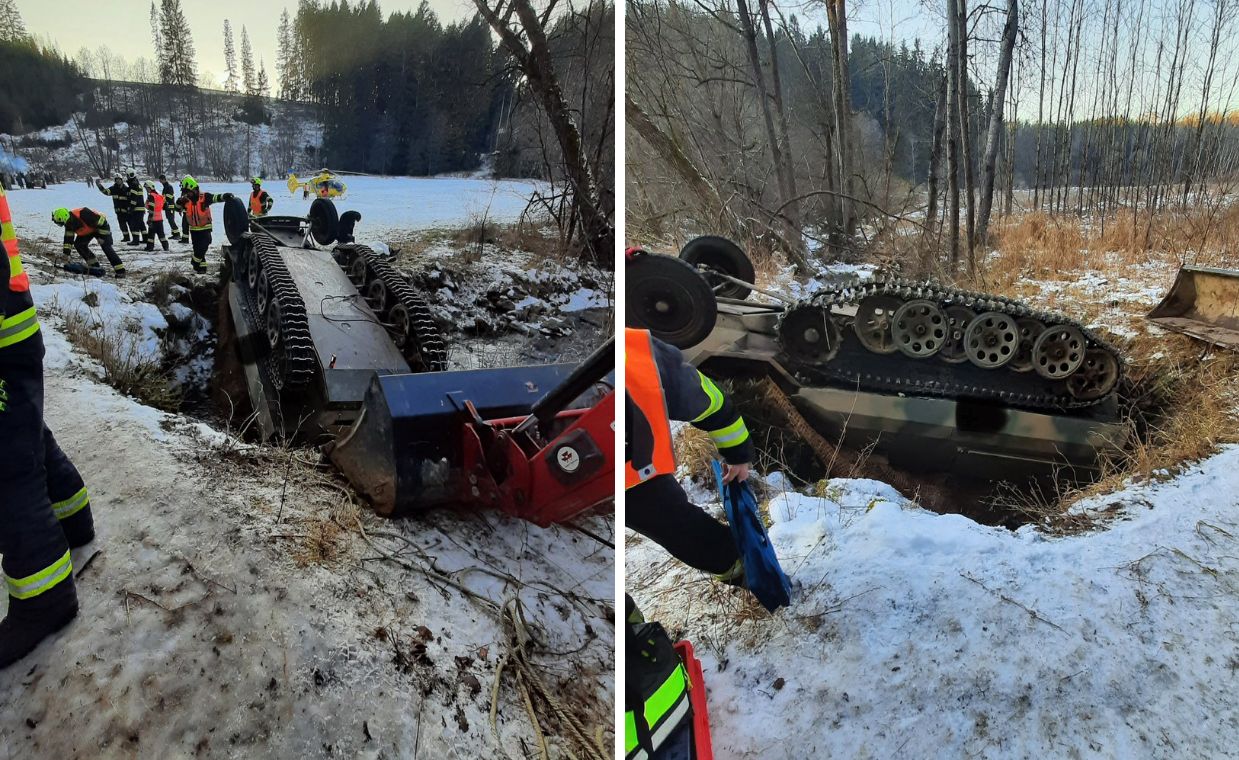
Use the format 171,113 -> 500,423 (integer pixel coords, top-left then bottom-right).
1146,265 -> 1239,349
325,364 -> 579,517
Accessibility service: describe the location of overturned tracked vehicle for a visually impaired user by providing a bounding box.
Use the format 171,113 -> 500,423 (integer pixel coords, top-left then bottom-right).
215,198 -> 614,526
627,238 -> 1129,483
217,197 -> 445,440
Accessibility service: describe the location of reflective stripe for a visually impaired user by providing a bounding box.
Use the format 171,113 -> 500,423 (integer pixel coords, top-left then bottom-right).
52,487 -> 89,520
709,417 -> 750,448
6,550 -> 73,600
624,663 -> 690,756
691,373 -> 725,423
0,306 -> 39,348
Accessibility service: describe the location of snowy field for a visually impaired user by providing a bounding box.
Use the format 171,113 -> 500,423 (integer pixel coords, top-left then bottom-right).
2,174 -> 546,245
628,462 -> 1239,758
0,313 -> 614,759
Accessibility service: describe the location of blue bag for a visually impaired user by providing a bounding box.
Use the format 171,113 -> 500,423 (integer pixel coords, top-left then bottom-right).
712,461 -> 792,612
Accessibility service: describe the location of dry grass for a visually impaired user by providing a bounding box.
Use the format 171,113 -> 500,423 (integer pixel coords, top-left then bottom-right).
52,296 -> 182,411
965,205 -> 1239,293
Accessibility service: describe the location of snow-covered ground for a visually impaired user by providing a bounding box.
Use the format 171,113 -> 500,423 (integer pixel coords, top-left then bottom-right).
627,459 -> 1239,758
3,175 -> 546,247
1,175 -> 613,758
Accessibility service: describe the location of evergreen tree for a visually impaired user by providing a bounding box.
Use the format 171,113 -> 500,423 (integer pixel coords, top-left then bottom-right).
240,25 -> 255,96
276,10 -> 295,100
0,0 -> 27,43
223,20 -> 238,92
149,2 -> 162,62
257,59 -> 269,98
158,0 -> 196,87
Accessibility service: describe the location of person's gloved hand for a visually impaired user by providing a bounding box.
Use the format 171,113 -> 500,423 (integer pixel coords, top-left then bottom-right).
221,192 -> 235,201
722,462 -> 751,484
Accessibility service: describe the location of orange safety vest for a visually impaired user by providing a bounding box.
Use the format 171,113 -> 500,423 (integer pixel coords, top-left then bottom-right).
249,191 -> 266,215
1,188 -> 29,293
624,327 -> 677,489
70,208 -> 98,236
148,192 -> 165,221
183,195 -> 212,230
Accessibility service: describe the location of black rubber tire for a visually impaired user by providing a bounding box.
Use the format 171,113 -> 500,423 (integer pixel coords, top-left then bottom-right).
626,252 -> 717,348
309,198 -> 339,246
222,196 -> 250,247
679,235 -> 755,300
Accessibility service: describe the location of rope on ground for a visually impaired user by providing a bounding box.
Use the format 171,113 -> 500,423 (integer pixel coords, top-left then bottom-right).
489,596 -> 609,760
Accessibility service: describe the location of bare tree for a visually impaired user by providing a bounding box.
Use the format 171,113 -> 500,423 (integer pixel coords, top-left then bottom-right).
474,0 -> 613,260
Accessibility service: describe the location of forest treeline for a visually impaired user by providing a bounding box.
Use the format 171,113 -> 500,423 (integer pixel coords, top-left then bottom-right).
0,38 -> 84,135
628,0 -> 1239,276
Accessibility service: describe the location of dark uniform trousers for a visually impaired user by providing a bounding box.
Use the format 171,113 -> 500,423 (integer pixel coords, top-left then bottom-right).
626,474 -> 740,576
0,344 -> 93,590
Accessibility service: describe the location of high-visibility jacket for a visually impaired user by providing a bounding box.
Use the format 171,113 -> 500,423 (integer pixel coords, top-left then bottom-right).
0,186 -> 39,352
146,192 -> 165,221
249,190 -> 272,216
625,622 -> 692,760
180,192 -> 224,231
61,208 -> 107,254
624,327 -> 752,489
161,182 -> 176,211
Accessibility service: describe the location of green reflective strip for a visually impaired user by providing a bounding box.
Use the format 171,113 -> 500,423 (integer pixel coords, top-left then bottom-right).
709,417 -> 750,449
6,550 -> 72,600
52,487 -> 89,520
691,374 -> 725,423
0,306 -> 39,349
624,711 -> 638,754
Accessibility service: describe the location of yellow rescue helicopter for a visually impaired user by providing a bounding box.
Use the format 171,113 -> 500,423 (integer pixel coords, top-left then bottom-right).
287,168 -> 348,199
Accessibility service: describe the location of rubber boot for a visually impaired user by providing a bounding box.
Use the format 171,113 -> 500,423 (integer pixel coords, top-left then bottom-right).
0,581 -> 79,670
144,241 -> 154,252
161,240 -> 169,251
113,266 -> 126,279
127,239 -> 143,247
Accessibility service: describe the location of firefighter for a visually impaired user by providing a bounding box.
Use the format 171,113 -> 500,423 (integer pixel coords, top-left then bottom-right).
124,171 -> 146,247
1,186 -> 95,670
624,326 -> 754,760
625,326 -> 752,578
248,177 -> 273,217
176,176 -> 233,274
95,175 -> 132,243
51,207 -> 125,278
159,175 -> 184,243
143,181 -> 169,251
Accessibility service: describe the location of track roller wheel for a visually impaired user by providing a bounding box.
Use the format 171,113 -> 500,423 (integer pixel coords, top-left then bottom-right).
1067,348 -> 1120,400
892,299 -> 947,358
964,311 -> 1019,368
255,268 -> 271,317
779,306 -> 841,363
1033,324 -> 1087,380
1009,318 -> 1045,373
347,257 -> 368,287
367,278 -> 390,317
939,306 -> 974,364
246,245 -> 261,291
265,296 -> 287,391
853,296 -> 902,354
388,302 -> 412,351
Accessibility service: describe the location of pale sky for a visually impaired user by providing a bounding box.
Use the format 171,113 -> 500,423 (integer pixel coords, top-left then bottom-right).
16,0 -> 481,88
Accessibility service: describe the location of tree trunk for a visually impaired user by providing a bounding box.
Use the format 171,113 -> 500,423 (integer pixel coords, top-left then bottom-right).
975,0 -> 1018,247
625,94 -> 752,240
956,0 -> 976,273
925,72 -> 948,273
474,0 -> 613,261
826,0 -> 856,236
946,0 -> 961,269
